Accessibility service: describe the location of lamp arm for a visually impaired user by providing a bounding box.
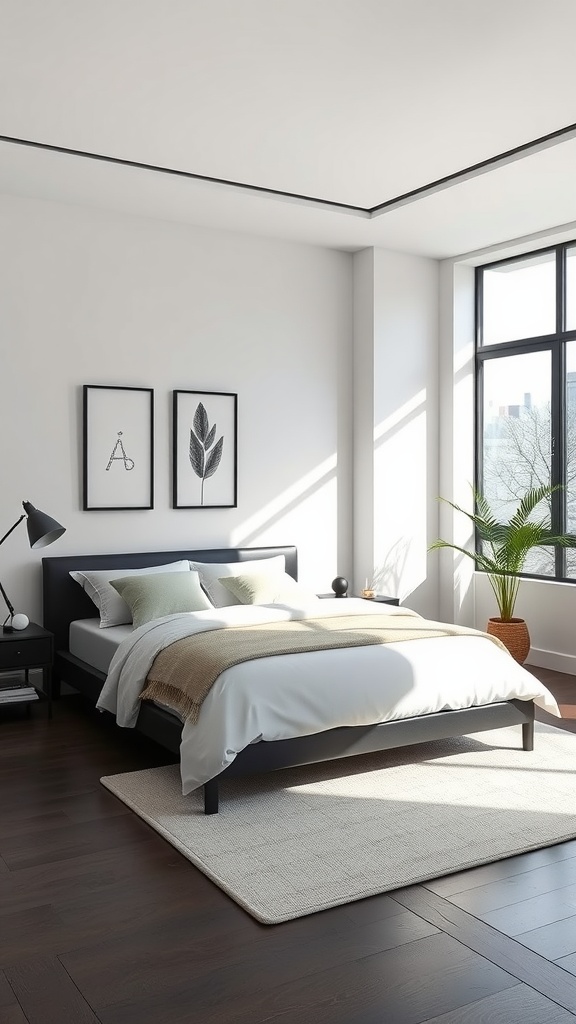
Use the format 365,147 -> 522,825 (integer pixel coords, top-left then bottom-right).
0,579 -> 15,619
0,513 -> 26,548
0,514 -> 25,627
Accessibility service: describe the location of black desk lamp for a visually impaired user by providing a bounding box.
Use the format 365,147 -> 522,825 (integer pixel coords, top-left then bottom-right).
1,501 -> 66,633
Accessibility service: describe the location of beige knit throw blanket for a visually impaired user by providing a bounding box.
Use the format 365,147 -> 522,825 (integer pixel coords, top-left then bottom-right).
140,611 -> 508,725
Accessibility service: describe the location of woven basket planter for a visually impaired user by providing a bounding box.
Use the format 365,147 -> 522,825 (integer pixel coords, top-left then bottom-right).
486,617 -> 531,665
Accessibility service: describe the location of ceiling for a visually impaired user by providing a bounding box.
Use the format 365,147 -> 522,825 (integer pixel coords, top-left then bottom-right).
2,0 -> 576,258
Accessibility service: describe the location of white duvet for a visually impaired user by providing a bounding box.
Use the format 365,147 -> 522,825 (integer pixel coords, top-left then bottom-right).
96,599 -> 560,794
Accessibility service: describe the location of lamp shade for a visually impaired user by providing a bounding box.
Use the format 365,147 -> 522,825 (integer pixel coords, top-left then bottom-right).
23,501 -> 66,549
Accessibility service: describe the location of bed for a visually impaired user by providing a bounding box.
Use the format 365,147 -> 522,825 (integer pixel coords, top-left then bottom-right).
42,545 -> 559,814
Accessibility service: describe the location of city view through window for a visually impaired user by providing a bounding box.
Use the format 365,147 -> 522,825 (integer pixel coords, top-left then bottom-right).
477,245 -> 576,579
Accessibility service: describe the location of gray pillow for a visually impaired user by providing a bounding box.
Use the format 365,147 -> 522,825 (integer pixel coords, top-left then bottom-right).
110,570 -> 213,629
218,571 -> 320,606
189,555 -> 286,607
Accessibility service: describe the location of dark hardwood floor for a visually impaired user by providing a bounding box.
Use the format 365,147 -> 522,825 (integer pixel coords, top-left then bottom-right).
1,666 -> 576,1023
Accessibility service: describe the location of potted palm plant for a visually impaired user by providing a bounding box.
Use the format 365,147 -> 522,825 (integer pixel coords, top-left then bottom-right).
430,483 -> 576,663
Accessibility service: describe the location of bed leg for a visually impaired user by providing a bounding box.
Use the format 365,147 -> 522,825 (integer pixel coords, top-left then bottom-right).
522,717 -> 534,751
204,779 -> 219,814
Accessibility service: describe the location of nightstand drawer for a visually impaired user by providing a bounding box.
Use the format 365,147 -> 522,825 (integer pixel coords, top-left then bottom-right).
0,638 -> 52,668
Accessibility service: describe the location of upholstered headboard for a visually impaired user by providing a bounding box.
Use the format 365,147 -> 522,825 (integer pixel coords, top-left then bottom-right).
42,545 -> 298,653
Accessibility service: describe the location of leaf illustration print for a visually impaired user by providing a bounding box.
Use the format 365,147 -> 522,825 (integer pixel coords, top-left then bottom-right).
189,402 -> 224,505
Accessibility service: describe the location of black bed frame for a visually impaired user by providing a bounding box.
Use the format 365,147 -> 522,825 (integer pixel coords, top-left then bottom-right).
42,545 -> 535,814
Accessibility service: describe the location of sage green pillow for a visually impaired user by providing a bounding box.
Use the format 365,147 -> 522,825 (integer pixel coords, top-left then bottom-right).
218,571 -> 320,606
110,570 -> 213,629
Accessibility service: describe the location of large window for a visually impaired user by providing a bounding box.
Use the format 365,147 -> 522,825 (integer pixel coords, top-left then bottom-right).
476,243 -> 576,581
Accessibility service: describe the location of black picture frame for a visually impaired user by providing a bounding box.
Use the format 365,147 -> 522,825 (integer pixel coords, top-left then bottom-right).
173,390 -> 237,508
83,385 -> 154,511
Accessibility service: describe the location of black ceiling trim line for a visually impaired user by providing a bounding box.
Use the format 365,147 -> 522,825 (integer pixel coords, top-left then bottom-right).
368,121 -> 576,215
2,121 -> 576,217
0,134 -> 366,214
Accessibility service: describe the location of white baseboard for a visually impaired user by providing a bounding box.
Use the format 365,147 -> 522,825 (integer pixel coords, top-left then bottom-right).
526,647 -> 576,676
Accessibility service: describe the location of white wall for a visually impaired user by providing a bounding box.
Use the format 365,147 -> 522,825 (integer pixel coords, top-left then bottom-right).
437,260 -> 476,626
353,247 -> 440,616
352,248 -> 375,592
6,188 -> 575,668
0,194 -> 353,624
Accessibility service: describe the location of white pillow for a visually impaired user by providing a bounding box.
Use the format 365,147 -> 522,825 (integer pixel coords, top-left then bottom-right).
69,560 -> 193,627
189,555 -> 286,607
219,571 -> 320,607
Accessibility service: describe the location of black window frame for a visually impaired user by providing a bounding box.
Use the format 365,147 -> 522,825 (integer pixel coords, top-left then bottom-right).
475,241 -> 576,583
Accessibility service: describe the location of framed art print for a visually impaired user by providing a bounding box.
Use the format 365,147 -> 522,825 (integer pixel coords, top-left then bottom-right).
83,385 -> 154,510
173,390 -> 237,508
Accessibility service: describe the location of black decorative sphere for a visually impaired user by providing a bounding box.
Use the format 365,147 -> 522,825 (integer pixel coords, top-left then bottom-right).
331,576 -> 349,598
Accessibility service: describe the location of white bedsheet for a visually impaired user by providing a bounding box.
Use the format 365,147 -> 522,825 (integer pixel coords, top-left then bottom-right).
69,618 -> 133,674
96,599 -> 560,795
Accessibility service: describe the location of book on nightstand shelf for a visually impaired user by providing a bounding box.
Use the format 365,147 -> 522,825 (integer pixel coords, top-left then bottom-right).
0,684 -> 39,703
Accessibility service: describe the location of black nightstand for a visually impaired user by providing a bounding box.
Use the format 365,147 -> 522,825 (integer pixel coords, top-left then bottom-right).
0,622 -> 54,716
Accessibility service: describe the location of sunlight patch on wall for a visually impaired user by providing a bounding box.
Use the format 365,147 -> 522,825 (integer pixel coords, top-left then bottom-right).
373,388 -> 426,442
373,403 -> 427,601
231,454 -> 338,588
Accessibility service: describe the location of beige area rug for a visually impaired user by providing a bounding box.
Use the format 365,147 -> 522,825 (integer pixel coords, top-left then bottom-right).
100,721 -> 576,925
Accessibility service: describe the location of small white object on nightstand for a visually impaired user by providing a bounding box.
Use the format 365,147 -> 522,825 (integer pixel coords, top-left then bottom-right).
11,613 -> 30,630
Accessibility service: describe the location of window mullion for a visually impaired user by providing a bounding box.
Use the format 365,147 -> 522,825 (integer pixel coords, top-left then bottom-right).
557,244 -> 565,335
551,340 -> 565,576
